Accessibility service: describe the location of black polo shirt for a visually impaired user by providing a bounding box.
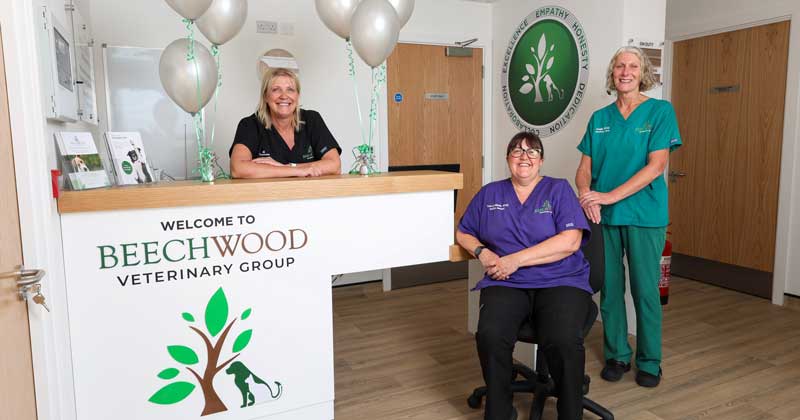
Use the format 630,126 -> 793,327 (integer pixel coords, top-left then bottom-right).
230,109 -> 341,164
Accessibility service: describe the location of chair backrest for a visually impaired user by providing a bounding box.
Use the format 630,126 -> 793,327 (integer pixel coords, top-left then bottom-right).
581,222 -> 604,294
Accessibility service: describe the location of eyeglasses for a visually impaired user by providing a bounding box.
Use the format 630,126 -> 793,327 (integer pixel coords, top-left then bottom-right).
509,147 -> 542,159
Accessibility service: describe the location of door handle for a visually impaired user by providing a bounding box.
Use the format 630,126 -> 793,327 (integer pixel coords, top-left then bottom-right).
668,171 -> 686,183
0,267 -> 47,298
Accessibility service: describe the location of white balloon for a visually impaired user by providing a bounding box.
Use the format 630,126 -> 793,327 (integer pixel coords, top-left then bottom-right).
159,38 -> 218,115
315,0 -> 361,39
196,0 -> 248,46
387,0 -> 414,28
164,0 -> 213,20
350,0 -> 400,67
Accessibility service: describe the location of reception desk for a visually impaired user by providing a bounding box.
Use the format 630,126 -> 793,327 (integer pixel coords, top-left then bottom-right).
57,171 -> 461,420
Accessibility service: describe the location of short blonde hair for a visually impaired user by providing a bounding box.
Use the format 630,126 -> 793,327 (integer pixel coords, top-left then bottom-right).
605,46 -> 659,94
256,68 -> 302,131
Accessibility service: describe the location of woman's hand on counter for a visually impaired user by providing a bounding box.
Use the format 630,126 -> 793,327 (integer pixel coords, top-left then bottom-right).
252,157 -> 285,166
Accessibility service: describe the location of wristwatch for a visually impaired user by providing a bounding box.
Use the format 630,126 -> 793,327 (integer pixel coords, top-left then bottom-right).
474,245 -> 486,257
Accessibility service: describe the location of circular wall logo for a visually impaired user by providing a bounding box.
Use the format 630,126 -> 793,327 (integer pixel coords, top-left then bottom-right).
502,6 -> 589,137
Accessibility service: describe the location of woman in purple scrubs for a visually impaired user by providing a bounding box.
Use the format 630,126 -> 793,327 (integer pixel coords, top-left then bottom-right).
457,131 -> 591,420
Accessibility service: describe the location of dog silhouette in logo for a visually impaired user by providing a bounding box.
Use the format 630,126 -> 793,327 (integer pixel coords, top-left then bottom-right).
225,361 -> 283,408
543,74 -> 565,102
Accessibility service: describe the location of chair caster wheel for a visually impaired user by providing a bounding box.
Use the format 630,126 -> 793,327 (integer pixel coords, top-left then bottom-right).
467,393 -> 482,409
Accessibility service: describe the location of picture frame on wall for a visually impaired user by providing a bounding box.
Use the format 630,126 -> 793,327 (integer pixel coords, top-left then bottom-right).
40,8 -> 79,122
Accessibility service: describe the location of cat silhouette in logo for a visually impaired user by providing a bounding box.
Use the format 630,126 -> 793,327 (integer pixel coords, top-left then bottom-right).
225,361 -> 283,408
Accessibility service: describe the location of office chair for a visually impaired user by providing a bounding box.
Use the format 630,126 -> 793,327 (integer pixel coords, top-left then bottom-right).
467,222 -> 614,420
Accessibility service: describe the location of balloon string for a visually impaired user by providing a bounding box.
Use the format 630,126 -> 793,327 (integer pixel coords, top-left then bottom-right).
367,63 -> 386,148
346,40 -> 367,146
209,45 -> 229,179
182,19 -> 216,181
210,45 -> 220,147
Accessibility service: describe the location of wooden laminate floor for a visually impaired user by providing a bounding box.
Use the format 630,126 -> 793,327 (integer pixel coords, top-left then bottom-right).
332,277 -> 800,420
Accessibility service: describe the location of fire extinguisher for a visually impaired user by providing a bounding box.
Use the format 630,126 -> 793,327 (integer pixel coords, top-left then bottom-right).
660,232 -> 672,305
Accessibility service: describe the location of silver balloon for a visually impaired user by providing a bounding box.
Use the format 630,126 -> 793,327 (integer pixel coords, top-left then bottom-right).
387,0 -> 414,28
315,0 -> 361,40
159,38 -> 218,115
196,0 -> 248,46
350,0 -> 400,67
164,0 -> 213,20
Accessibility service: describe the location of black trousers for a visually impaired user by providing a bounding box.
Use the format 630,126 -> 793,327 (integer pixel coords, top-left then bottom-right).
476,285 -> 590,420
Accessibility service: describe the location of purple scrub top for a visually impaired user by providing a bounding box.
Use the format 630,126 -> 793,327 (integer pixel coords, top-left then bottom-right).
458,177 -> 592,293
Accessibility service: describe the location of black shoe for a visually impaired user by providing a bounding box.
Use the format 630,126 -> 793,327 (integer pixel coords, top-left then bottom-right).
635,368 -> 662,388
600,359 -> 631,382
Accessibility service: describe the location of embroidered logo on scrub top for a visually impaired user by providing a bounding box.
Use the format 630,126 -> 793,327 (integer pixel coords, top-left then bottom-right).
487,203 -> 509,211
594,126 -> 610,134
258,150 -> 271,157
534,200 -> 553,214
302,145 -> 314,160
636,122 -> 653,134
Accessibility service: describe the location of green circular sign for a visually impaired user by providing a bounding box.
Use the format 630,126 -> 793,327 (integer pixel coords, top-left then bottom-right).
502,6 -> 589,137
122,160 -> 133,175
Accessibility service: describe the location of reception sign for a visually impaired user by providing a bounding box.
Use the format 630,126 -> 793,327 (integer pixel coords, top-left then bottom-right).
60,191 -> 452,419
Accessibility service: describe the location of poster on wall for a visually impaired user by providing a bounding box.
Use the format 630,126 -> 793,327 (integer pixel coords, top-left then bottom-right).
501,5 -> 590,137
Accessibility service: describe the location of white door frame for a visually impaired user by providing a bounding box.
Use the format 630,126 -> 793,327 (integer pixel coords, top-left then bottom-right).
377,36 -> 493,292
2,2 -> 77,420
662,15 -> 799,306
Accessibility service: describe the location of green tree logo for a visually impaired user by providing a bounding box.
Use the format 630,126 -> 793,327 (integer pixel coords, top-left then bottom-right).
148,287 -> 254,416
502,6 -> 589,137
519,34 -> 564,103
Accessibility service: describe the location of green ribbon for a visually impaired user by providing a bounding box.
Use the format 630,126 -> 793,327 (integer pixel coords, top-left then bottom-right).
346,40 -> 367,146
348,61 -> 386,175
181,19 -> 228,182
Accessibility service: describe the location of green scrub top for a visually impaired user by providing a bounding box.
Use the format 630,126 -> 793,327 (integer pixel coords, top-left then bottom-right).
577,98 -> 682,227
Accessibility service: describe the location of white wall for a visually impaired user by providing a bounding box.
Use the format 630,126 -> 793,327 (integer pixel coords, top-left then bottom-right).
666,0 -> 800,301
89,0 -> 492,175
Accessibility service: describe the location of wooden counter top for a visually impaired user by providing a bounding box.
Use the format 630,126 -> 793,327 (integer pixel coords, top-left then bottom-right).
57,170 -> 463,213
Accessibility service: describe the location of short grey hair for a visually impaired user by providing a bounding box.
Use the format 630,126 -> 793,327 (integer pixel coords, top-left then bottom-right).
605,46 -> 659,94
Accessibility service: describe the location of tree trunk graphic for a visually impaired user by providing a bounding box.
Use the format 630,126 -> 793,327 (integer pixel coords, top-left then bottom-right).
533,70 -> 545,103
149,288 -> 255,417
187,319 -> 240,416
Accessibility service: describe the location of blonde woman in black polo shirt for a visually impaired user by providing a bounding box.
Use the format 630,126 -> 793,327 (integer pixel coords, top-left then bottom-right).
230,68 -> 342,178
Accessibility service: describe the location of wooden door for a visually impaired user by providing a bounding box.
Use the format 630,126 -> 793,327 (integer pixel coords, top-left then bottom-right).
387,43 -> 483,224
669,21 -> 789,298
0,27 -> 38,420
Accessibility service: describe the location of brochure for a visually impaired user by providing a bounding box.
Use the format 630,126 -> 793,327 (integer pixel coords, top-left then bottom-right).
105,131 -> 154,185
55,131 -> 111,190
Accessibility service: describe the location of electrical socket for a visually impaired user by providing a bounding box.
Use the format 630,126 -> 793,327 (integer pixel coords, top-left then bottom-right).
256,20 -> 278,34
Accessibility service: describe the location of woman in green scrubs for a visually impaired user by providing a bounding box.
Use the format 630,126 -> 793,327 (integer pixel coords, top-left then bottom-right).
575,46 -> 681,388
